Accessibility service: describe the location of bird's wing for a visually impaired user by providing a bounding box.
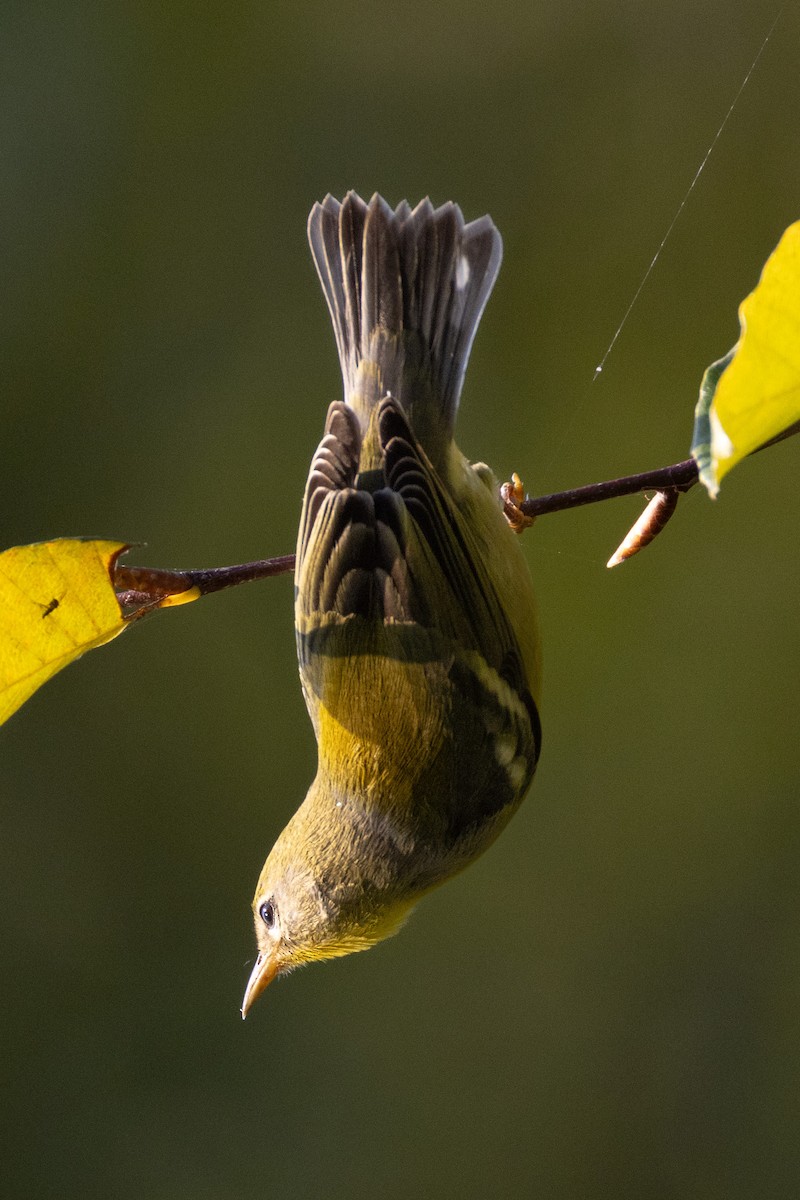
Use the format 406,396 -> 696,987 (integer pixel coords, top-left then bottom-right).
294,398 -> 540,824
297,398 -> 522,656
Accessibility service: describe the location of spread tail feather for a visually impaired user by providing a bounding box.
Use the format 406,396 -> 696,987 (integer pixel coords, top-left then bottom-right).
307,191 -> 502,468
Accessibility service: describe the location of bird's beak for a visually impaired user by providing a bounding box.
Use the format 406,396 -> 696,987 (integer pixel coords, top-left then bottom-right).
241,951 -> 279,1019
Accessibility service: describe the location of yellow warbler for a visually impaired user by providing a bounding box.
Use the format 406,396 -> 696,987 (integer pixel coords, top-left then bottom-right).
242,192 -> 541,1014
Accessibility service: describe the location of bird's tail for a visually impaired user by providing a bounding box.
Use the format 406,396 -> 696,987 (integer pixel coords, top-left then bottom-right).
307,191 -> 502,471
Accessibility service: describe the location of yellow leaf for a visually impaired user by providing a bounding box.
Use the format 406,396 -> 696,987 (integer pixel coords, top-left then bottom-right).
0,538 -> 128,725
693,221 -> 800,496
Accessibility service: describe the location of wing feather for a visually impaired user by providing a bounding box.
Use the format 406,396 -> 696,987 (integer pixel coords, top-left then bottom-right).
295,397 -> 541,803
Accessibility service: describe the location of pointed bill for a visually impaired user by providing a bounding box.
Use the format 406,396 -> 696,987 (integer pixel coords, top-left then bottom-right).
241,952 -> 279,1018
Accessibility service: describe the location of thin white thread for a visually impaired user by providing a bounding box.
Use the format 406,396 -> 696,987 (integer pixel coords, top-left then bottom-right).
592,6 -> 784,383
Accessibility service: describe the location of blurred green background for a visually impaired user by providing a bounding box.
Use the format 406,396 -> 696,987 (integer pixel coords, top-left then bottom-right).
2,2 -> 799,1197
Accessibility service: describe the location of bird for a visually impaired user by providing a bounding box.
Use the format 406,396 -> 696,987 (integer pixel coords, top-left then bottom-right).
242,191 -> 542,1015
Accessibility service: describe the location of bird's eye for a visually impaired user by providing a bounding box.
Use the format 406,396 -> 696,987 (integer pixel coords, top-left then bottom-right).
259,899 -> 276,930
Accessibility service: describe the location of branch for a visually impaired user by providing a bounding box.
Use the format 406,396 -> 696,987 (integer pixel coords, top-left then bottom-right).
517,458 -> 698,518
115,421 -> 800,606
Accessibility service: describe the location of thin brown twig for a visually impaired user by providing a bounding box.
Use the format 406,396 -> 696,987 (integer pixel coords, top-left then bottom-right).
518,458 -> 698,519
115,422 -> 800,604
114,555 -> 295,612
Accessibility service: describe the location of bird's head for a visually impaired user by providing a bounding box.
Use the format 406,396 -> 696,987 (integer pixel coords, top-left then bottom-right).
241,797 -> 416,1016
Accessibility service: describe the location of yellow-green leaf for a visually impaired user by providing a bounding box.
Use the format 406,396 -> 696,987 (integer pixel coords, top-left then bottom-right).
0,538 -> 128,725
692,220 -> 800,497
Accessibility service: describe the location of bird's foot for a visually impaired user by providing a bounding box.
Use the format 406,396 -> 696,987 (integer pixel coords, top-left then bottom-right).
501,473 -> 535,534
